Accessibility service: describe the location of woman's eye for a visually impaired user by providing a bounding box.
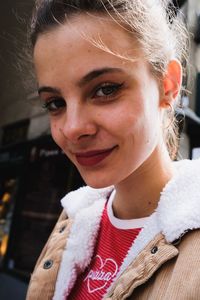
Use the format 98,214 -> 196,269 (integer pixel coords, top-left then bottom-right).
94,83 -> 124,98
42,98 -> 66,113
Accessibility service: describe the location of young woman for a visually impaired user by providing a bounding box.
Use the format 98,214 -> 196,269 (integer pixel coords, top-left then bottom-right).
26,0 -> 200,299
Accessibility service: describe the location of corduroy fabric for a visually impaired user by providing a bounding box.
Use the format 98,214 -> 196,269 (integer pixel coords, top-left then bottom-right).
26,211 -> 71,300
26,158 -> 200,300
105,233 -> 179,299
126,230 -> 200,300
26,223 -> 200,300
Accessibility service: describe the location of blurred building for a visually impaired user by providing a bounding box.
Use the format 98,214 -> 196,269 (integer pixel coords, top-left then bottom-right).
182,0 -> 200,159
0,0 -> 199,297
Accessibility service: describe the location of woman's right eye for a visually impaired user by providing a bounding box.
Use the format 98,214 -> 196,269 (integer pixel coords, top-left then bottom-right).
42,98 -> 66,113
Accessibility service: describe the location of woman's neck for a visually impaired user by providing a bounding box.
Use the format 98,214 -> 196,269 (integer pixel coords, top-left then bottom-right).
113,147 -> 174,219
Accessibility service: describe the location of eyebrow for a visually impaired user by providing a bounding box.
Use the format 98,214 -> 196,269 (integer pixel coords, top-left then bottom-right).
77,67 -> 124,87
38,86 -> 61,95
38,67 -> 124,95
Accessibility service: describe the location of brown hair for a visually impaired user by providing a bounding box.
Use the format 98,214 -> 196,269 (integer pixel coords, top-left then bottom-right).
30,0 -> 189,159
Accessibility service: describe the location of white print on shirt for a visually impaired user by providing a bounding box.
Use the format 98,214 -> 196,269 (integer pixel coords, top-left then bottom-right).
84,255 -> 118,294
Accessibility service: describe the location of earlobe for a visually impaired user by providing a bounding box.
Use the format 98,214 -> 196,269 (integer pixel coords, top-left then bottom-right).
160,59 -> 182,108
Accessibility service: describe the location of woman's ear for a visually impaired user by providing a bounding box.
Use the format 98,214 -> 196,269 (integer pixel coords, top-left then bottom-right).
160,59 -> 182,108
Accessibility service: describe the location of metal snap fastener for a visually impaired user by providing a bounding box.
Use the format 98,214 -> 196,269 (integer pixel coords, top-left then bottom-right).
43,259 -> 53,269
59,226 -> 66,233
151,246 -> 158,254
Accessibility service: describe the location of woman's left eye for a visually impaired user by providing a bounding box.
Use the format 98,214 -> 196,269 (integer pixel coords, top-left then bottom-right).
93,83 -> 124,98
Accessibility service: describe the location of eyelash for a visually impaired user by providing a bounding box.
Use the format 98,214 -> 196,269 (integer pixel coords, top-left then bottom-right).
42,82 -> 124,114
92,82 -> 124,100
42,98 -> 66,114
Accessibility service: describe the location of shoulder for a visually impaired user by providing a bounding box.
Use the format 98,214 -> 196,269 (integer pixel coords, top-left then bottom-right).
167,230 -> 200,296
177,229 -> 200,257
26,211 -> 72,300
128,230 -> 200,299
159,230 -> 200,289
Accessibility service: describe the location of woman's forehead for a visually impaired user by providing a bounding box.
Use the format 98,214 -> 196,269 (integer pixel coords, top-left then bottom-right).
33,13 -> 153,91
34,13 -> 142,61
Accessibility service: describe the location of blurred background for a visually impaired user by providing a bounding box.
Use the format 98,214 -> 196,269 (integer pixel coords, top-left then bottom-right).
0,0 -> 200,299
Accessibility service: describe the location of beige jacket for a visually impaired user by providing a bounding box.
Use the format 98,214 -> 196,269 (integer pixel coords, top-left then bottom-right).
26,159 -> 200,300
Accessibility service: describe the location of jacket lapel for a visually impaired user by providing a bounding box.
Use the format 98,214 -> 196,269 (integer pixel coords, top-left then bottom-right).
53,186 -> 113,300
105,234 -> 179,300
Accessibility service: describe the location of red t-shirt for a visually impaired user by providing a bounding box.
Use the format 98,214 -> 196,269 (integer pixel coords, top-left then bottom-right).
68,192 -> 148,299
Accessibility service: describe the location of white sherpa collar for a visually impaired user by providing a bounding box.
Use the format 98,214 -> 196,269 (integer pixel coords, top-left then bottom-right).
61,185 -> 114,218
53,186 -> 113,300
158,158 -> 200,242
53,158 -> 200,300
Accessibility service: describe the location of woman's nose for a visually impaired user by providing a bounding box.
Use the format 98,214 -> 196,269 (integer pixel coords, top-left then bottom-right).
61,105 -> 97,142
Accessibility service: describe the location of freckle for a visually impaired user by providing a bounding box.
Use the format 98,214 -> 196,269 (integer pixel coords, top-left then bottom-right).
148,201 -> 152,205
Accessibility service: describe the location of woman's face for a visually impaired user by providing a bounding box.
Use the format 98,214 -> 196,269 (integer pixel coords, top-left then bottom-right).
34,14 -> 165,188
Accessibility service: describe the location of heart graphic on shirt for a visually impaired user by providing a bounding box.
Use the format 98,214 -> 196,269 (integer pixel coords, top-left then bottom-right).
85,255 -> 118,294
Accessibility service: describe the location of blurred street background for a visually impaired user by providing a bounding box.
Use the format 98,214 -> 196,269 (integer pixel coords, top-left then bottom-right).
0,0 -> 200,299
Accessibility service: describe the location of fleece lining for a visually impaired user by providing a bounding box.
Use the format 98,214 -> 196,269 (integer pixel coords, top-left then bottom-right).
53,159 -> 200,300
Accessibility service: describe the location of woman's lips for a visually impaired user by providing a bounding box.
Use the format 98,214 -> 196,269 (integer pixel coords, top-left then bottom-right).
75,146 -> 117,167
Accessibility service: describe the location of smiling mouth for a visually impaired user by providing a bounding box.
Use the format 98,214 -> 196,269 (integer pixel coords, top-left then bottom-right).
75,146 -> 117,167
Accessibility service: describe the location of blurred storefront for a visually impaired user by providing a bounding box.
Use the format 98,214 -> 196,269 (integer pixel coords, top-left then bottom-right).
184,0 -> 200,159
0,134 -> 84,281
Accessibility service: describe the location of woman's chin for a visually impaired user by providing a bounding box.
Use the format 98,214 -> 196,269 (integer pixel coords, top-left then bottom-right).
82,177 -> 114,189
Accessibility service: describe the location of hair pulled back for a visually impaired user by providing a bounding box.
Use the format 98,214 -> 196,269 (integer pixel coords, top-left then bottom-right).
30,0 -> 189,159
